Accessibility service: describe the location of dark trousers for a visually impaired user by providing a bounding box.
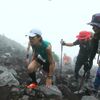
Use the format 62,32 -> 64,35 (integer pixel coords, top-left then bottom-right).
75,55 -> 89,79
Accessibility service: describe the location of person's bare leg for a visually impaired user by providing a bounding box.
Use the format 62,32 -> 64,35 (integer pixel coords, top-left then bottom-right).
28,60 -> 40,84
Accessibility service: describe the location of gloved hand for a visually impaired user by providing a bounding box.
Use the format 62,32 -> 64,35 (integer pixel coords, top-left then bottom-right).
61,41 -> 66,45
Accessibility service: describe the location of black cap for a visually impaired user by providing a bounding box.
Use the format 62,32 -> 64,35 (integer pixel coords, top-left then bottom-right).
88,13 -> 100,28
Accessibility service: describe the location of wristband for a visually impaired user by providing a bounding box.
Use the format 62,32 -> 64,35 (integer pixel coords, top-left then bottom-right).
47,75 -> 53,79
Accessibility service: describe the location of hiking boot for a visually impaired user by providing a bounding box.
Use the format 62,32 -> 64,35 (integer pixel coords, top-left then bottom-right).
27,83 -> 38,89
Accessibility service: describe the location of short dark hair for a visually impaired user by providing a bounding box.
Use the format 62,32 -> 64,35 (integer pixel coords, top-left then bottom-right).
36,34 -> 42,42
36,34 -> 41,38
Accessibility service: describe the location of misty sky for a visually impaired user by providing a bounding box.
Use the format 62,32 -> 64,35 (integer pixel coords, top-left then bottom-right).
0,0 -> 100,64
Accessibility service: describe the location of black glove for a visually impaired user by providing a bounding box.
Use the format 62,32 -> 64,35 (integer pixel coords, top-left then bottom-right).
61,41 -> 66,45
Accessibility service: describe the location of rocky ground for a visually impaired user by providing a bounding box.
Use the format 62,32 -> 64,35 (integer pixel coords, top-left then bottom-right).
0,64 -> 100,100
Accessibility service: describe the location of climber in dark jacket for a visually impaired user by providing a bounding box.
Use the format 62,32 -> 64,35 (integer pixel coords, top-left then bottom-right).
62,31 -> 91,80
88,13 -> 100,91
88,13 -> 100,72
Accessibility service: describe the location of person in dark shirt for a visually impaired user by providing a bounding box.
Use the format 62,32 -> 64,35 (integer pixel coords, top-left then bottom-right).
62,31 -> 91,80
87,13 -> 100,92
87,13 -> 100,72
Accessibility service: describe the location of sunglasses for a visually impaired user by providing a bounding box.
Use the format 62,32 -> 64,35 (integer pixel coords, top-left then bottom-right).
29,36 -> 37,40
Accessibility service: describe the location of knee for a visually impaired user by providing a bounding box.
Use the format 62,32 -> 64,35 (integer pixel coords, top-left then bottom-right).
27,67 -> 33,73
27,61 -> 36,73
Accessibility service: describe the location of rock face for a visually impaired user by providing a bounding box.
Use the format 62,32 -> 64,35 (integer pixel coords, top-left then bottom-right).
81,96 -> 98,100
0,35 -> 28,99
38,85 -> 62,99
58,84 -> 80,100
0,66 -> 19,86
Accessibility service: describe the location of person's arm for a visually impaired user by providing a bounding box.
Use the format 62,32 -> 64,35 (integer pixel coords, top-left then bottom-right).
62,40 -> 79,47
64,43 -> 74,46
46,44 -> 55,87
46,44 -> 55,77
31,51 -> 36,61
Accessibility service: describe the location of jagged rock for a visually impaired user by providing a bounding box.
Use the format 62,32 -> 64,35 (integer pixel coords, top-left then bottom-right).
0,66 -> 8,71
11,87 -> 20,92
0,53 -> 12,65
4,52 -> 12,57
0,70 -> 3,74
0,66 -> 18,75
8,68 -> 18,77
81,96 -> 98,100
0,71 -> 19,86
1,55 -> 7,59
0,66 -> 19,86
58,84 -> 80,100
38,85 -> 62,99
21,95 -> 29,100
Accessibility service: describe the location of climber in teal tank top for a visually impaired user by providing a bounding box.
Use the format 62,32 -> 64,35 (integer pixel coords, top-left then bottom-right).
25,29 -> 55,88
31,40 -> 50,62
